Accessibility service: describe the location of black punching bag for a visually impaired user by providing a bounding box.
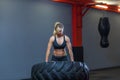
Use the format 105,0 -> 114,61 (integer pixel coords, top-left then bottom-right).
98,17 -> 110,48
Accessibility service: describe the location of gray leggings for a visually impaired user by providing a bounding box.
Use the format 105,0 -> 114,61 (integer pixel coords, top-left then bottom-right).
51,55 -> 68,61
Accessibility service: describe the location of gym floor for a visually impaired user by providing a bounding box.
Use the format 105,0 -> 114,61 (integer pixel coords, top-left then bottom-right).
90,67 -> 120,80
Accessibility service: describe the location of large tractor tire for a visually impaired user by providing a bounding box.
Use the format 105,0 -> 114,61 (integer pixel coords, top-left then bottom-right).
31,61 -> 89,80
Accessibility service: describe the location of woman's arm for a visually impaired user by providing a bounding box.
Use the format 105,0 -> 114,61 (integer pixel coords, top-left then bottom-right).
45,36 -> 53,62
65,36 -> 74,61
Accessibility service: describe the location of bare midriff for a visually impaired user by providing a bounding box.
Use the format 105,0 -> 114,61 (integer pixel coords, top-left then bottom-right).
53,49 -> 66,56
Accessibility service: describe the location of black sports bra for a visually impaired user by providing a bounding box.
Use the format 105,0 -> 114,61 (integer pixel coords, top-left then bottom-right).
53,36 -> 66,49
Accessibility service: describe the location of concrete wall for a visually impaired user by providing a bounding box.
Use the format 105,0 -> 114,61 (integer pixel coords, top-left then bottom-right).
0,0 -> 72,79
83,9 -> 120,70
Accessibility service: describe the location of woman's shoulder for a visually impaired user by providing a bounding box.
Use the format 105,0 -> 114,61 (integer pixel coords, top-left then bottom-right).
49,35 -> 55,41
64,35 -> 70,41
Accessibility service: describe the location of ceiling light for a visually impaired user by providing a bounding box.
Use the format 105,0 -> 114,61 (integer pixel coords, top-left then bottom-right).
95,0 -> 119,5
95,5 -> 108,9
118,8 -> 120,12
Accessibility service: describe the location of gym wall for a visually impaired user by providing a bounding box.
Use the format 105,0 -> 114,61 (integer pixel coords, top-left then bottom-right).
83,9 -> 120,70
0,0 -> 72,79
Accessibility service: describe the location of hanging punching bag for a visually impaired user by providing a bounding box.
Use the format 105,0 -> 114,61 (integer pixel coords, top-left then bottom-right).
98,17 -> 110,48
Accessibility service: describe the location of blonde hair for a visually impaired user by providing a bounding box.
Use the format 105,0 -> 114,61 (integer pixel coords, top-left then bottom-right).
53,22 -> 64,35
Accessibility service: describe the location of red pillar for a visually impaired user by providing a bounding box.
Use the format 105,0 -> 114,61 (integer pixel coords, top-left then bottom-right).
72,5 -> 82,47
72,5 -> 83,62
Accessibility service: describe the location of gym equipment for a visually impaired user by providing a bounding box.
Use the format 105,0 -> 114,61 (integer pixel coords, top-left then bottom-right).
31,61 -> 89,80
98,17 -> 110,48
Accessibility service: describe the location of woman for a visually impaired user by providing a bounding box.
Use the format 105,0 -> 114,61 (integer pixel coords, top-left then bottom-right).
45,22 -> 74,62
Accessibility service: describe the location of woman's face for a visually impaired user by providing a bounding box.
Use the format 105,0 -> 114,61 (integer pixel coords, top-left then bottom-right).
56,26 -> 64,35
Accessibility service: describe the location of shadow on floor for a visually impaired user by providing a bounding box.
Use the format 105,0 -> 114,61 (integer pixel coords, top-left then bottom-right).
90,67 -> 120,80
